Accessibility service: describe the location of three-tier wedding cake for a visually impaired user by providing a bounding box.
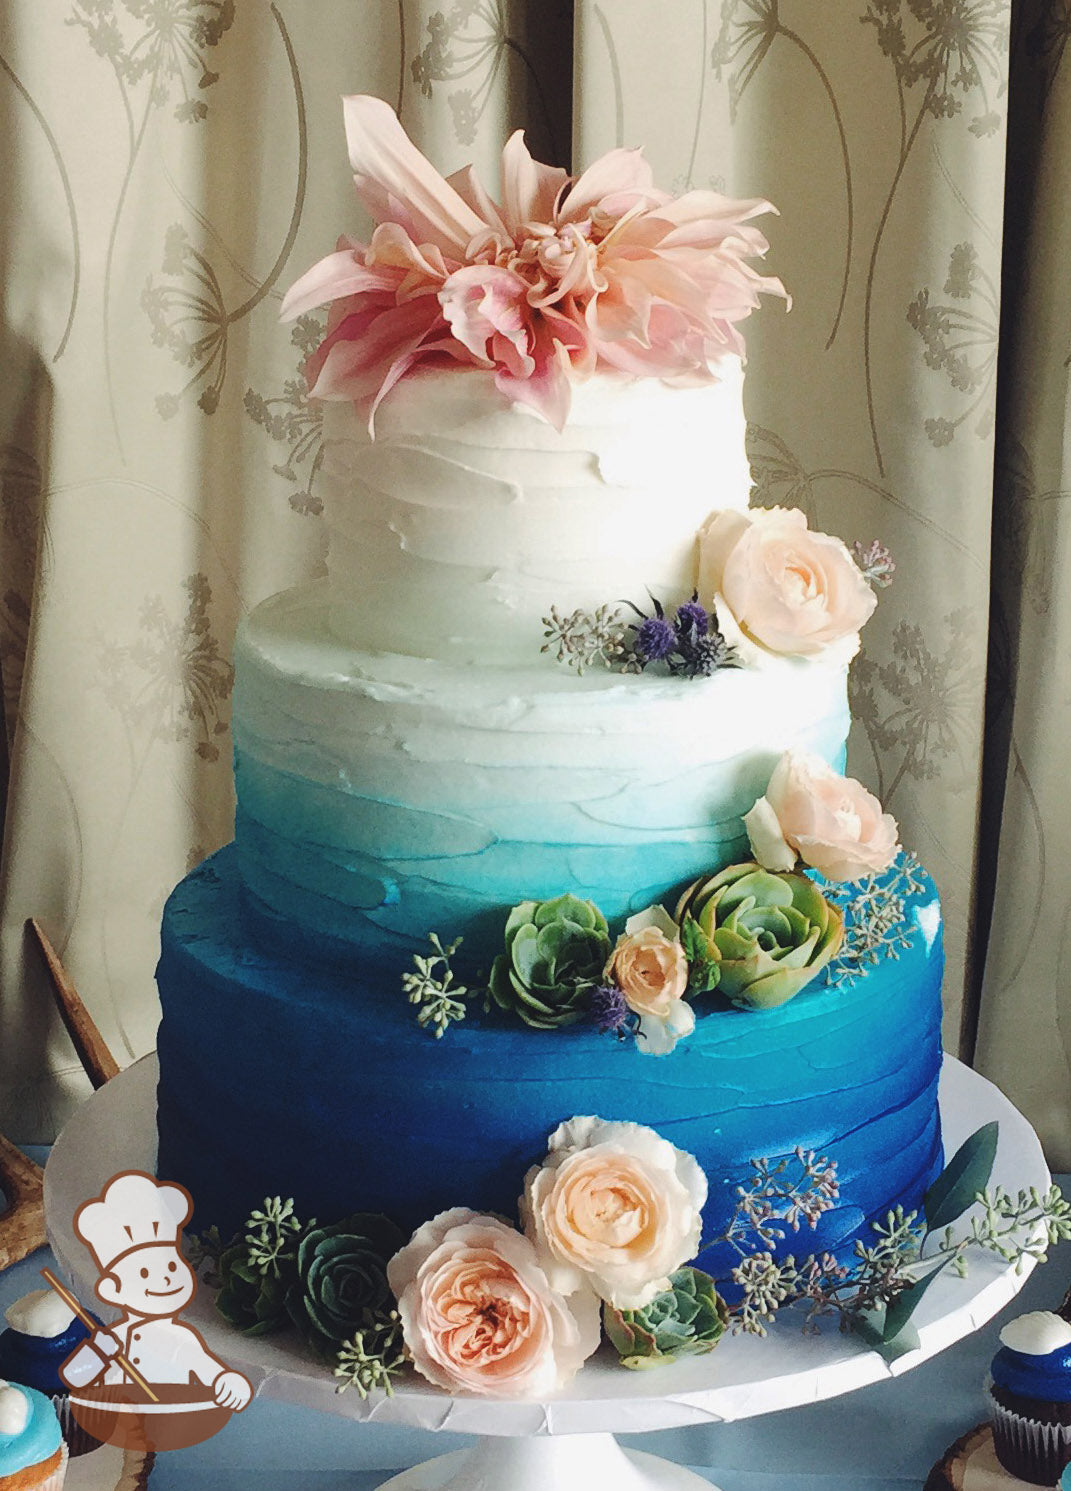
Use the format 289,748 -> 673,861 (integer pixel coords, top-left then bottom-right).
154,97 -> 943,1305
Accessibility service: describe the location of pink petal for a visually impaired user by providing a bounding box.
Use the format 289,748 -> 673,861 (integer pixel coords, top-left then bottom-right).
557,147 -> 666,223
439,264 -> 530,365
307,295 -> 450,403
656,189 -> 778,233
280,248 -> 400,321
496,347 -> 572,430
499,130 -> 569,228
342,95 -> 487,257
367,222 -> 450,282
446,163 -> 509,239
495,308 -> 591,428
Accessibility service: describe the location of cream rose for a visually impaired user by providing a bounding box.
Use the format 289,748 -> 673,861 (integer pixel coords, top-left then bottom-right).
520,1117 -> 707,1309
696,507 -> 876,657
605,905 -> 694,1056
747,750 -> 900,882
387,1209 -> 600,1398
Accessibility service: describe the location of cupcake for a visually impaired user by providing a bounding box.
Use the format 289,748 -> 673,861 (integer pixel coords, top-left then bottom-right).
0,1294 -> 95,1458
987,1310 -> 1071,1485
0,1381 -> 67,1489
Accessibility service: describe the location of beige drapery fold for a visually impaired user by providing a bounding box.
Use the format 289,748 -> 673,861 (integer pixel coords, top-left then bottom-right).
1,1 -> 1067,1166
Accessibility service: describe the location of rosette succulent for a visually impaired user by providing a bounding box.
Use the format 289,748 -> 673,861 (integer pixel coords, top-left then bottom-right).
215,1245 -> 291,1336
490,895 -> 611,1029
286,1213 -> 406,1357
677,863 -> 842,1010
604,1267 -> 729,1369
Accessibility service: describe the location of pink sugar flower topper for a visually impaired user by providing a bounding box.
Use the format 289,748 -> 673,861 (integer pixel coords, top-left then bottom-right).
281,95 -> 788,431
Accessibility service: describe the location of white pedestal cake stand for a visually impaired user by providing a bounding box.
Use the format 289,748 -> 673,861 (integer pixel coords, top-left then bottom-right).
44,1055 -> 1047,1491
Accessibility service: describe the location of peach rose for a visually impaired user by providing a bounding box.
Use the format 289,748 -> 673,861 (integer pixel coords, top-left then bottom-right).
520,1117 -> 707,1309
386,1209 -> 600,1398
696,507 -> 876,657
745,750 -> 900,882
605,905 -> 694,1056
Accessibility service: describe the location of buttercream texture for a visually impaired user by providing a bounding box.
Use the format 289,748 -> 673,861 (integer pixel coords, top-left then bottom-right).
156,848 -> 943,1278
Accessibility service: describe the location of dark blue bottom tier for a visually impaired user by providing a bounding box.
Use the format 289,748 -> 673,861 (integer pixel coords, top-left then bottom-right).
155,846 -> 944,1281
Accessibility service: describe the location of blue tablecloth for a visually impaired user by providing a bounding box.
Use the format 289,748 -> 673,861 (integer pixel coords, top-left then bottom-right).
3,1160 -> 1067,1489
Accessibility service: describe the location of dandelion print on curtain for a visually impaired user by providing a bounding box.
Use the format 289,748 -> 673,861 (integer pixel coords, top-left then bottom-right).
0,0 -> 569,1139
574,0 -> 1010,1056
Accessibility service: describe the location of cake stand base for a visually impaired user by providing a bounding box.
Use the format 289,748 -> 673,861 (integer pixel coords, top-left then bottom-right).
376,1434 -> 717,1490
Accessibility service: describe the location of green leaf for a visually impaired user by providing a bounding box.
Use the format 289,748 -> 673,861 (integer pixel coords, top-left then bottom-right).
853,1304 -> 922,1360
881,1318 -> 922,1359
881,1259 -> 948,1342
924,1122 -> 999,1232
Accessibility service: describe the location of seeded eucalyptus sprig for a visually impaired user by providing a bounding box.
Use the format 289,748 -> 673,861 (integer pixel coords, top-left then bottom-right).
850,538 -> 896,589
403,933 -> 476,1038
333,1312 -> 408,1399
244,1196 -> 307,1277
717,1124 -> 1071,1358
541,603 -> 637,675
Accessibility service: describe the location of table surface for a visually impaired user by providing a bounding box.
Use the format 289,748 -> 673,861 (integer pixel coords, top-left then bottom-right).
4,1147 -> 1069,1491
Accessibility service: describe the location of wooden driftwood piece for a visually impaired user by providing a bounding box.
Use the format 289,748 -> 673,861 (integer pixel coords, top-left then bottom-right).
0,921 -> 122,1273
926,1422 -> 1047,1489
0,1134 -> 45,1269
28,917 -> 119,1090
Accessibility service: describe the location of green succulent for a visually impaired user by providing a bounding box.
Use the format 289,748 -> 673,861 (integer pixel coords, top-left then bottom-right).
489,894 -> 611,1029
286,1213 -> 406,1358
677,863 -> 843,1011
604,1267 -> 729,1369
215,1244 -> 291,1336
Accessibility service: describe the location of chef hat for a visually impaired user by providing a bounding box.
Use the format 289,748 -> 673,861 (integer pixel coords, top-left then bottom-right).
74,1171 -> 192,1273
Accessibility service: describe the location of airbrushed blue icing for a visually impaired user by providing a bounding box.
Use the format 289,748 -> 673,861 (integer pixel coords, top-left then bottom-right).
156,846 -> 944,1282
992,1344 -> 1071,1403
0,1383 -> 62,1477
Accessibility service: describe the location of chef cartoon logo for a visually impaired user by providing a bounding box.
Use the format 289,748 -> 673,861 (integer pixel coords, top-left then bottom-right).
54,1171 -> 252,1452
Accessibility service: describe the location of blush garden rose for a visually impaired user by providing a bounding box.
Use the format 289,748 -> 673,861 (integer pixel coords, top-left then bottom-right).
386,1209 -> 600,1397
520,1117 -> 707,1309
696,507 -> 876,658
745,750 -> 900,883
605,905 -> 694,1055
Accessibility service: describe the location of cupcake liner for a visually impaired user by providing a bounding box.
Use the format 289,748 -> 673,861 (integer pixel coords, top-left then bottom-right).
988,1383 -> 1071,1485
3,1441 -> 71,1490
36,1442 -> 69,1490
50,1395 -> 101,1458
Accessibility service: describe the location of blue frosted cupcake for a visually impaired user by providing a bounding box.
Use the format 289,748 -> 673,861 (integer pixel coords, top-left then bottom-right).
0,1381 -> 67,1489
988,1310 -> 1071,1485
0,1295 -> 93,1458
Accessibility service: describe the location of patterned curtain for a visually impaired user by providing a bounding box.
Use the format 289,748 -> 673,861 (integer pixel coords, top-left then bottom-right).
0,0 -> 570,1138
973,5 -> 1071,1166
1,0 -> 1068,1166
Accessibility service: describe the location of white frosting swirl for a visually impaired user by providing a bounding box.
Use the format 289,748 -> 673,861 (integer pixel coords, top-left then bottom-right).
999,1310 -> 1071,1355
4,1290 -> 75,1339
0,1382 -> 30,1437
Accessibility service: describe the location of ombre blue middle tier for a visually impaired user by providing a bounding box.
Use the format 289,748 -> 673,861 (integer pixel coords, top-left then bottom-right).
156,846 -> 944,1282
228,584 -> 852,972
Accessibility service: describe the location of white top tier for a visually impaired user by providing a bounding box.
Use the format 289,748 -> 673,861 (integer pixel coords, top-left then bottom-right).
320,362 -> 750,664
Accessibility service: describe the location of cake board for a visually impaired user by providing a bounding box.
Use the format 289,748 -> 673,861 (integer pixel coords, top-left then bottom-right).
44,1055 -> 1048,1491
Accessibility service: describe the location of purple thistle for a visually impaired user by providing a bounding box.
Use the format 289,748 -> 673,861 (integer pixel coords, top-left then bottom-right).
674,616 -> 737,678
675,599 -> 709,639
589,984 -> 631,1036
634,614 -> 676,662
